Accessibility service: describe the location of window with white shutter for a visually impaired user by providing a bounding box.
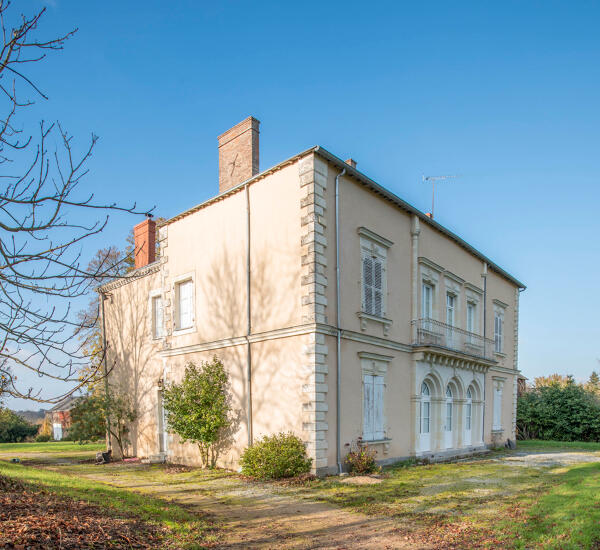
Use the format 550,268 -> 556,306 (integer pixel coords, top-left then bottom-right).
494,311 -> 504,353
363,373 -> 385,441
361,252 -> 386,317
492,380 -> 504,430
176,279 -> 194,330
152,295 -> 164,339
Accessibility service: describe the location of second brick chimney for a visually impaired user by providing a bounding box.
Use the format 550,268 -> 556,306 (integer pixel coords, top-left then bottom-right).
133,218 -> 156,269
218,116 -> 260,194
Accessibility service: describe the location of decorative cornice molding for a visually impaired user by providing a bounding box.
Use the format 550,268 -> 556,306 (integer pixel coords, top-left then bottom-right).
358,351 -> 394,362
464,282 -> 483,295
493,298 -> 509,309
357,226 -> 394,248
418,257 -> 444,273
444,271 -> 465,286
97,262 -> 160,292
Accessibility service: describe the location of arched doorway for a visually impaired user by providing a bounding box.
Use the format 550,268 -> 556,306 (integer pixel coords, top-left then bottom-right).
464,386 -> 473,446
419,381 -> 431,452
445,385 -> 454,449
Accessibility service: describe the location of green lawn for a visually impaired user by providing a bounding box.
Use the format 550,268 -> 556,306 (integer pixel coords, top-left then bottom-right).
0,460 -> 217,549
1,439 -> 599,549
0,440 -> 105,453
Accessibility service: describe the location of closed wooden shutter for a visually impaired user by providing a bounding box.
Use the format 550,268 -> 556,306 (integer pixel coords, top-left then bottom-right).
373,259 -> 383,317
363,375 -> 374,440
374,375 -> 385,439
362,256 -> 374,314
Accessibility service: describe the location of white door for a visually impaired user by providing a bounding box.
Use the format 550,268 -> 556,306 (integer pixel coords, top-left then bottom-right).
444,386 -> 453,449
464,387 -> 473,446
419,382 -> 431,452
53,423 -> 63,441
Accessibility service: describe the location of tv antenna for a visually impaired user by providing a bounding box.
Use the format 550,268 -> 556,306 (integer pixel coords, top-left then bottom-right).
422,174 -> 459,219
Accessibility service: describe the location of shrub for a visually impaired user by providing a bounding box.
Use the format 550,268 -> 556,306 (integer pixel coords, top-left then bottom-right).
517,377 -> 600,442
35,433 -> 52,442
344,438 -> 379,474
0,408 -> 38,442
240,432 -> 312,479
163,357 -> 233,468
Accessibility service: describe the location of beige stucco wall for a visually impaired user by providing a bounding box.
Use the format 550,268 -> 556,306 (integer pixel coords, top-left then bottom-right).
103,150 -> 522,471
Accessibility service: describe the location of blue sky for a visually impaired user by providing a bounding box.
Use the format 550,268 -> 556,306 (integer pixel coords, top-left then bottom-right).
7,1 -> 599,408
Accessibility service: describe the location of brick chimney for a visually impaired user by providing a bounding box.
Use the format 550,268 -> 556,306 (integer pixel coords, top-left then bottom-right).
218,116 -> 260,194
345,158 -> 357,169
133,218 -> 156,269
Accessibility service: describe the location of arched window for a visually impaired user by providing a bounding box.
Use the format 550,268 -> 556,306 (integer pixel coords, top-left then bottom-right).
466,387 -> 473,431
445,385 -> 453,432
420,381 -> 431,434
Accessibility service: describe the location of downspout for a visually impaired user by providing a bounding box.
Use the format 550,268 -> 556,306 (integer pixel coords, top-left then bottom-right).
481,262 -> 488,445
99,290 -> 112,451
335,167 -> 346,474
245,183 -> 253,446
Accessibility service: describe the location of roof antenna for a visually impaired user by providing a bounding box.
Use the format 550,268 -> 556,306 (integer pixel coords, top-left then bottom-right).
422,175 -> 459,219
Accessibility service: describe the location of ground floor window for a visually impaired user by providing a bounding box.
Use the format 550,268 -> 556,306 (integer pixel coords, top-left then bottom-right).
363,374 -> 384,440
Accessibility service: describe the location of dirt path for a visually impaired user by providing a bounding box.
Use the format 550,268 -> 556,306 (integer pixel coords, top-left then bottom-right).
70,465 -> 418,550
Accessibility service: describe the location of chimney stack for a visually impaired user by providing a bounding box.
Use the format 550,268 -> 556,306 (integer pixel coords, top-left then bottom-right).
218,116 -> 260,194
133,218 -> 156,269
345,158 -> 357,169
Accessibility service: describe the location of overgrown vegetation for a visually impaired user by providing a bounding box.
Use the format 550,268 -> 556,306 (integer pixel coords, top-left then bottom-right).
517,373 -> 600,441
163,357 -> 234,468
344,438 -> 380,474
0,408 -> 38,442
240,432 -> 312,479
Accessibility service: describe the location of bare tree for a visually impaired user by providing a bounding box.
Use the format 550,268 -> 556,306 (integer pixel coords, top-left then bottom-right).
0,2 -> 151,402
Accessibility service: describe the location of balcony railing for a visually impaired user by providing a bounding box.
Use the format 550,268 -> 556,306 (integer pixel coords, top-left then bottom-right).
411,318 -> 495,360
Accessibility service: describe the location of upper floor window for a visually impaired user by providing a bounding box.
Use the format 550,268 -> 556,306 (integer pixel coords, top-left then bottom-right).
494,311 -> 504,353
422,283 -> 433,319
362,255 -> 384,317
467,302 -> 476,334
175,279 -> 194,330
446,293 -> 456,326
359,228 -> 391,319
151,295 -> 164,339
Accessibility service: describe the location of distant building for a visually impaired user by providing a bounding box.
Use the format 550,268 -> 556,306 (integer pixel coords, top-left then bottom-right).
45,396 -> 81,440
100,116 -> 525,473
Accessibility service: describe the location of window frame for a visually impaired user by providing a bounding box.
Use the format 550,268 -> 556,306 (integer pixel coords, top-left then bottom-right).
359,352 -> 391,442
172,273 -> 196,334
359,233 -> 390,319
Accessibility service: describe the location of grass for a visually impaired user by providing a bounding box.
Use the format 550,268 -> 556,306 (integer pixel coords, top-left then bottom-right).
516,439 -> 600,451
0,440 -> 105,453
0,460 -> 217,549
2,439 -> 600,548
494,462 -> 600,549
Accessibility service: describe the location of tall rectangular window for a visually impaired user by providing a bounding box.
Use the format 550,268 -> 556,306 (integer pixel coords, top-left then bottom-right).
362,255 -> 384,317
152,295 -> 164,339
467,302 -> 475,333
446,293 -> 456,326
466,403 -> 472,430
493,384 -> 503,430
176,279 -> 193,330
422,283 -> 433,319
494,312 -> 504,353
363,374 -> 384,440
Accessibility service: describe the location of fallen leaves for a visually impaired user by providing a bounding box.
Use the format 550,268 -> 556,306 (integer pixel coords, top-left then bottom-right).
0,475 -> 165,549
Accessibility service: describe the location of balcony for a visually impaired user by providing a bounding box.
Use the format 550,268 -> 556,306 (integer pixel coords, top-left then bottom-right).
411,318 -> 495,361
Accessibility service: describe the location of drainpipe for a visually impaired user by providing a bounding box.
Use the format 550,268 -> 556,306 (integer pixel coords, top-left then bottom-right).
245,183 -> 253,446
481,262 -> 488,445
335,167 -> 346,474
99,290 -> 112,451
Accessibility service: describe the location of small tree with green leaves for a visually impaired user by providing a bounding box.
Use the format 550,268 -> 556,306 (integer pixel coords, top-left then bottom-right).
69,395 -> 106,442
163,357 -> 232,468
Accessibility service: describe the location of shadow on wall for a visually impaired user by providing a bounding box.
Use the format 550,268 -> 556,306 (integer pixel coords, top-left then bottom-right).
106,278 -> 160,458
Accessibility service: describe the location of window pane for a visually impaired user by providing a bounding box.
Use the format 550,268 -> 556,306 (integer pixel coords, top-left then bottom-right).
363,375 -> 374,440
466,403 -> 472,430
446,403 -> 452,431
421,401 -> 430,433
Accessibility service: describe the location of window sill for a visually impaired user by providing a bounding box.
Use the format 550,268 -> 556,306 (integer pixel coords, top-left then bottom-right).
491,428 -> 504,433
356,312 -> 393,336
361,438 -> 392,445
494,352 -> 507,358
172,326 -> 196,336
